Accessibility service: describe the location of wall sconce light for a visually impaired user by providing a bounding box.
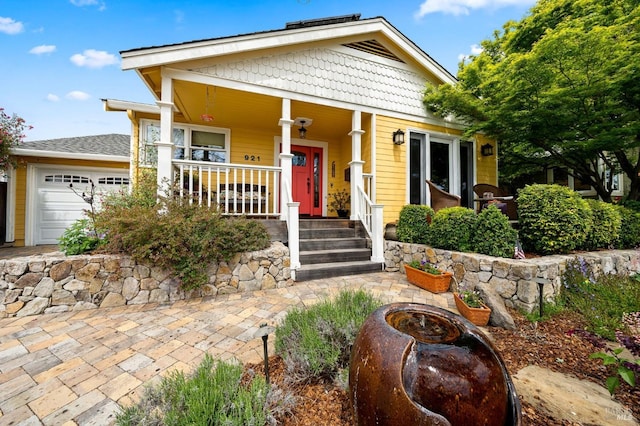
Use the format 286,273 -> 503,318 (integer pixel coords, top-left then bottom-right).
298,120 -> 307,139
393,129 -> 405,145
481,143 -> 494,156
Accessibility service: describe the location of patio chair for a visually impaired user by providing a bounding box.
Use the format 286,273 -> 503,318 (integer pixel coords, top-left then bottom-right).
426,179 -> 461,212
473,183 -> 518,221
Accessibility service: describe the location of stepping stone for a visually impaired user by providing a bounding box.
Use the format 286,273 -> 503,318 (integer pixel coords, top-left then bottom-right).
512,365 -> 637,426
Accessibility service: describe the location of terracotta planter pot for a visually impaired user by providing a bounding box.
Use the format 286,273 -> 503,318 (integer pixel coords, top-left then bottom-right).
454,292 -> 492,326
349,303 -> 522,425
404,264 -> 452,293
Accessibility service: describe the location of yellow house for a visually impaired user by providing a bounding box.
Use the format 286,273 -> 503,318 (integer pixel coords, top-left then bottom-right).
104,14 -> 498,278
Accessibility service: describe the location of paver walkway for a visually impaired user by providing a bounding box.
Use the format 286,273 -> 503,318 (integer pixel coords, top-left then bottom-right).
0,272 -> 455,425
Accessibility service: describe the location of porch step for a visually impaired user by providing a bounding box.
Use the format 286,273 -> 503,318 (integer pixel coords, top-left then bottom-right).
295,260 -> 384,281
300,248 -> 372,264
295,219 -> 383,281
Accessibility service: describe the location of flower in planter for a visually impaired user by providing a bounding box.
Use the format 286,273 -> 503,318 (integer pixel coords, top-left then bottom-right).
459,290 -> 487,309
329,188 -> 350,213
407,259 -> 442,275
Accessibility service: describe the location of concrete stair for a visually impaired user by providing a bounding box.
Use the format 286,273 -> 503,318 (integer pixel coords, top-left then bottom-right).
295,219 -> 384,281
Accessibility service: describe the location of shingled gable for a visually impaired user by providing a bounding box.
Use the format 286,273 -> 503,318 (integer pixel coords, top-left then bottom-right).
120,15 -> 455,86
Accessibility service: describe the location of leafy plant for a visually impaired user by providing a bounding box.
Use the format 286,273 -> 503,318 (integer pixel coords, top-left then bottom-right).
470,204 -> 518,258
428,206 -> 477,252
328,188 -> 350,212
274,289 -> 382,384
581,199 -> 621,250
94,186 -> 270,291
116,354 -> 271,425
396,204 -> 434,244
614,205 -> 640,249
458,290 -> 485,308
590,346 -> 640,396
58,218 -> 101,255
561,257 -> 640,340
0,108 -> 31,171
407,259 -> 442,275
517,184 -> 591,254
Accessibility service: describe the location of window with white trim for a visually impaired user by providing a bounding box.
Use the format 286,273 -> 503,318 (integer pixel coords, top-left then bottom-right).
139,120 -> 229,167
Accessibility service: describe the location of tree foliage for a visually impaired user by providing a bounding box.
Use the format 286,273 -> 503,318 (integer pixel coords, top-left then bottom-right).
0,108 -> 31,171
424,0 -> 640,201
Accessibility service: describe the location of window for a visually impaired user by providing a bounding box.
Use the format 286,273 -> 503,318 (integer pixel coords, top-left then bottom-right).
546,163 -> 623,197
139,120 -> 229,167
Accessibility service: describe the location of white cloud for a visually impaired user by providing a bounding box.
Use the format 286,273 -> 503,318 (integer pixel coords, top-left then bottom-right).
70,0 -> 106,11
70,49 -> 118,68
46,94 -> 60,102
66,91 -> 90,101
29,45 -> 56,55
458,43 -> 485,63
415,0 -> 535,17
0,16 -> 24,35
174,10 -> 185,24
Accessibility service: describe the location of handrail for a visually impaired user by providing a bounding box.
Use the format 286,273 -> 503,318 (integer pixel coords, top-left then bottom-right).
356,185 -> 384,263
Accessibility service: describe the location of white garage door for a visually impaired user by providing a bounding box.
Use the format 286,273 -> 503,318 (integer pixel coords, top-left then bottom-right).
35,167 -> 130,244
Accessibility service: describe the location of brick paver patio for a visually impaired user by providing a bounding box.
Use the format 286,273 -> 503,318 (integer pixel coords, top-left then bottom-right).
0,272 -> 455,425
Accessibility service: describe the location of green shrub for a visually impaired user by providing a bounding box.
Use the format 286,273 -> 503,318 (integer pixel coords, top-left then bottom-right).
581,199 -> 621,250
396,204 -> 434,244
428,206 -> 477,252
94,194 -> 270,291
615,205 -> 640,249
517,184 -> 591,254
116,354 -> 269,425
622,199 -> 640,213
470,205 -> 518,258
274,289 -> 382,384
58,218 -> 101,255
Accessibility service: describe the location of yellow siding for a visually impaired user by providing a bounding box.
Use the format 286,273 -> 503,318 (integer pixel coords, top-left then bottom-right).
475,134 -> 498,186
375,115 -> 497,225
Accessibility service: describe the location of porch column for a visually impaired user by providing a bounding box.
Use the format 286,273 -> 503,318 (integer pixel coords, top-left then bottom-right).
156,72 -> 175,198
279,99 -> 294,217
349,110 -> 365,220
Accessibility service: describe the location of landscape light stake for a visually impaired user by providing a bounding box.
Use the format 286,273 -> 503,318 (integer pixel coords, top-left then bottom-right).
254,323 -> 275,385
538,282 -> 544,318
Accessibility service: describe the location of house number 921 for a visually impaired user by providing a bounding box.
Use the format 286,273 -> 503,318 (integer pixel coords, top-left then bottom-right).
244,155 -> 260,161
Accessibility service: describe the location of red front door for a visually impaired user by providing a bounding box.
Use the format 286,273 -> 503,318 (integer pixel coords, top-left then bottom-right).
292,145 -> 323,216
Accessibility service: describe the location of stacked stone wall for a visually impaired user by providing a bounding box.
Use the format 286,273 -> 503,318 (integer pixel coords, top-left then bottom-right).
384,241 -> 640,313
0,242 -> 291,318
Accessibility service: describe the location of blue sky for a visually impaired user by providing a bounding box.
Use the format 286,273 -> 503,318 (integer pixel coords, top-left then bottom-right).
2,0 -> 536,141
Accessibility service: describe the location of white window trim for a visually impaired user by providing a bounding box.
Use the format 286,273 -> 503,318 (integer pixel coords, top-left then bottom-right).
139,119 -> 231,166
547,164 -> 624,198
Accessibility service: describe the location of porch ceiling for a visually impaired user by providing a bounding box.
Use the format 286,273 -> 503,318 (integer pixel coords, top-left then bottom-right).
143,72 -> 355,141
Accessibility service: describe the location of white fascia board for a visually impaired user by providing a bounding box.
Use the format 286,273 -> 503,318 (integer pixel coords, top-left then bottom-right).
12,149 -> 130,163
103,99 -> 160,114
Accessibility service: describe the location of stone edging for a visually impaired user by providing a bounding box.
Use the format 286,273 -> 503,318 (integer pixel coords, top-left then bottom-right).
384,240 -> 640,313
0,242 -> 292,318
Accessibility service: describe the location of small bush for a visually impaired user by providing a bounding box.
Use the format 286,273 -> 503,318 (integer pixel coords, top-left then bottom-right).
396,204 -> 434,244
428,206 -> 477,252
471,205 -> 518,258
615,205 -> 640,249
622,199 -> 640,213
94,193 -> 270,291
274,289 -> 382,384
58,218 -> 101,255
581,199 -> 621,250
116,354 -> 269,425
517,184 -> 591,254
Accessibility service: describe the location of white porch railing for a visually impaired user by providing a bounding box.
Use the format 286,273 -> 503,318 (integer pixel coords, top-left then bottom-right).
355,185 -> 384,263
173,160 -> 280,217
282,180 -> 300,275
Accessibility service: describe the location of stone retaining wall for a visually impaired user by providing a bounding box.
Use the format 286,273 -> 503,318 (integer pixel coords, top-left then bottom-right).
0,242 -> 292,318
384,240 -> 640,313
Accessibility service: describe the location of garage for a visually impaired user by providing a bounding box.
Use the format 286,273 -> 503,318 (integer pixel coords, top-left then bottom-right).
33,166 -> 130,245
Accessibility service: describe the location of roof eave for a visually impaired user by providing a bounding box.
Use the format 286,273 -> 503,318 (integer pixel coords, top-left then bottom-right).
12,149 -> 130,163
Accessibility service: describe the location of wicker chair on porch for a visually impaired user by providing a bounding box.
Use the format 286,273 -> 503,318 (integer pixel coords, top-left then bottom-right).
473,183 -> 518,221
426,179 -> 461,212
